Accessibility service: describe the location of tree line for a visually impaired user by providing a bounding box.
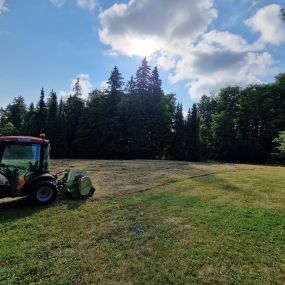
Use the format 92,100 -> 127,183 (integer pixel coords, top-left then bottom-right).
0,58 -> 284,163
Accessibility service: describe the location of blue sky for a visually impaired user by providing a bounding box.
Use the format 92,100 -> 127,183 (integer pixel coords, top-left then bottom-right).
0,0 -> 285,111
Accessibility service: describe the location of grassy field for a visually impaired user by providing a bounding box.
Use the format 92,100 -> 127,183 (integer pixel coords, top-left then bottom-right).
0,160 -> 284,285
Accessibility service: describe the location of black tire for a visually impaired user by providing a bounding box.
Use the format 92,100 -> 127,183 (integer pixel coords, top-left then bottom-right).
30,180 -> 57,205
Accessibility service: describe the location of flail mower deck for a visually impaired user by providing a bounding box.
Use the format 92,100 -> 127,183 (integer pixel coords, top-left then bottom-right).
0,134 -> 95,205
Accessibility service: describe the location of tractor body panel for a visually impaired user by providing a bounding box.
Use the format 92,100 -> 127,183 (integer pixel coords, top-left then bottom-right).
0,135 -> 95,204
0,172 -> 11,198
0,136 -> 53,199
22,172 -> 56,196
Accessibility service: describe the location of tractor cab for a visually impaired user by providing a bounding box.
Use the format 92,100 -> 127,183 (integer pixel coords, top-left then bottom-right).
0,134 -> 95,205
0,135 -> 50,172
0,134 -> 57,204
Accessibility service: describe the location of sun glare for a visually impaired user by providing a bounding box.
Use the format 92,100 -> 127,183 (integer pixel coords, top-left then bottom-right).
129,38 -> 158,56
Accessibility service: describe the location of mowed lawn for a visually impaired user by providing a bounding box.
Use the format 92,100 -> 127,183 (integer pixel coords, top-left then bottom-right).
0,161 -> 284,285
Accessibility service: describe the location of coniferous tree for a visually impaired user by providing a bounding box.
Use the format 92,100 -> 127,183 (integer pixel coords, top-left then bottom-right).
46,90 -> 59,157
34,88 -> 47,135
57,98 -> 68,158
135,57 -> 151,93
73,78 -> 82,97
198,95 -> 217,158
0,108 -> 6,127
102,66 -> 124,157
22,103 -> 36,135
172,103 -> 185,160
65,82 -> 85,157
148,66 -> 168,157
126,76 -> 135,95
5,96 -> 26,131
133,58 -> 154,157
3,62 -> 285,162
187,104 -> 200,161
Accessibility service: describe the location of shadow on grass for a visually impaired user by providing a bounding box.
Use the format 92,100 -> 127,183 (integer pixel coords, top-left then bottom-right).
0,193 -> 88,223
205,174 -> 242,193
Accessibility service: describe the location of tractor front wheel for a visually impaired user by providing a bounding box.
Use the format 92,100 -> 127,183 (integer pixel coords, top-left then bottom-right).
31,181 -> 57,205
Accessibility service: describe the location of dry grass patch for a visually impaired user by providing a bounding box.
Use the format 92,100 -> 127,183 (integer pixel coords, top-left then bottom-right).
50,159 -> 263,199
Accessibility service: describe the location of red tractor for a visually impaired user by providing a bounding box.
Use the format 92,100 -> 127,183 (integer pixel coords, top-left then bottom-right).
0,134 -> 95,205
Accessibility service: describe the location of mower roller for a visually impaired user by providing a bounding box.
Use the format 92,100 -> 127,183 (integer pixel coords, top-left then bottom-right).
0,134 -> 95,205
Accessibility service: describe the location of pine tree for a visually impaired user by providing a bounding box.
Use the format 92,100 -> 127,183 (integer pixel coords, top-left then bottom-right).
126,76 -> 135,95
107,66 -> 124,92
150,66 -> 163,99
186,104 -> 200,161
73,78 -> 82,97
198,95 -> 217,158
135,57 -> 151,93
132,58 -> 154,157
65,80 -> 85,157
102,66 -> 125,157
172,103 -> 185,160
5,96 -> 26,131
22,103 -> 36,135
46,90 -> 59,158
0,108 -> 6,127
57,98 -> 68,158
34,88 -> 47,135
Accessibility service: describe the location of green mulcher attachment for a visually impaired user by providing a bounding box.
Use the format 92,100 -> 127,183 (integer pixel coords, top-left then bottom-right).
58,169 -> 96,199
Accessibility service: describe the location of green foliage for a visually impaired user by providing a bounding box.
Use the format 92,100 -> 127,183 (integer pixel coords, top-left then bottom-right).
22,103 -> 36,135
198,95 -> 217,158
172,103 -> 185,160
5,96 -> 26,130
2,62 -> 285,162
34,88 -> 47,135
185,104 -> 200,161
273,131 -> 285,154
73,77 -> 82,97
0,122 -> 17,135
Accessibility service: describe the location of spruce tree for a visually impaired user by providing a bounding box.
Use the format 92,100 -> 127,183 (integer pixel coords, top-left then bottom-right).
172,103 -> 185,160
103,66 -> 124,157
57,98 -> 68,158
135,57 -> 151,93
47,90 -> 59,157
73,78 -> 82,97
5,96 -> 26,131
187,104 -> 200,161
65,81 -> 85,157
34,88 -> 47,135
22,103 -> 36,135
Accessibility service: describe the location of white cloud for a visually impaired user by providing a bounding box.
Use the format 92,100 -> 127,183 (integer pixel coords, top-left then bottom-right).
0,0 -> 8,14
99,1 -> 276,100
169,31 -> 273,99
245,4 -> 285,46
99,0 -> 217,57
50,0 -> 97,11
50,0 -> 65,8
58,73 -> 93,99
100,80 -> 108,91
76,0 -> 97,12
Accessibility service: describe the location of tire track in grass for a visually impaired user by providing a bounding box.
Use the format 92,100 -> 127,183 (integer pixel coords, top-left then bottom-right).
94,167 -> 261,200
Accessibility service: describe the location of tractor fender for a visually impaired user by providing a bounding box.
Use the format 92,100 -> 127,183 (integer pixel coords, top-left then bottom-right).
22,173 -> 56,196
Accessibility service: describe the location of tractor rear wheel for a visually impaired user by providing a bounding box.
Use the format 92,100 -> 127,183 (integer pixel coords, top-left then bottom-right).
31,181 -> 57,205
